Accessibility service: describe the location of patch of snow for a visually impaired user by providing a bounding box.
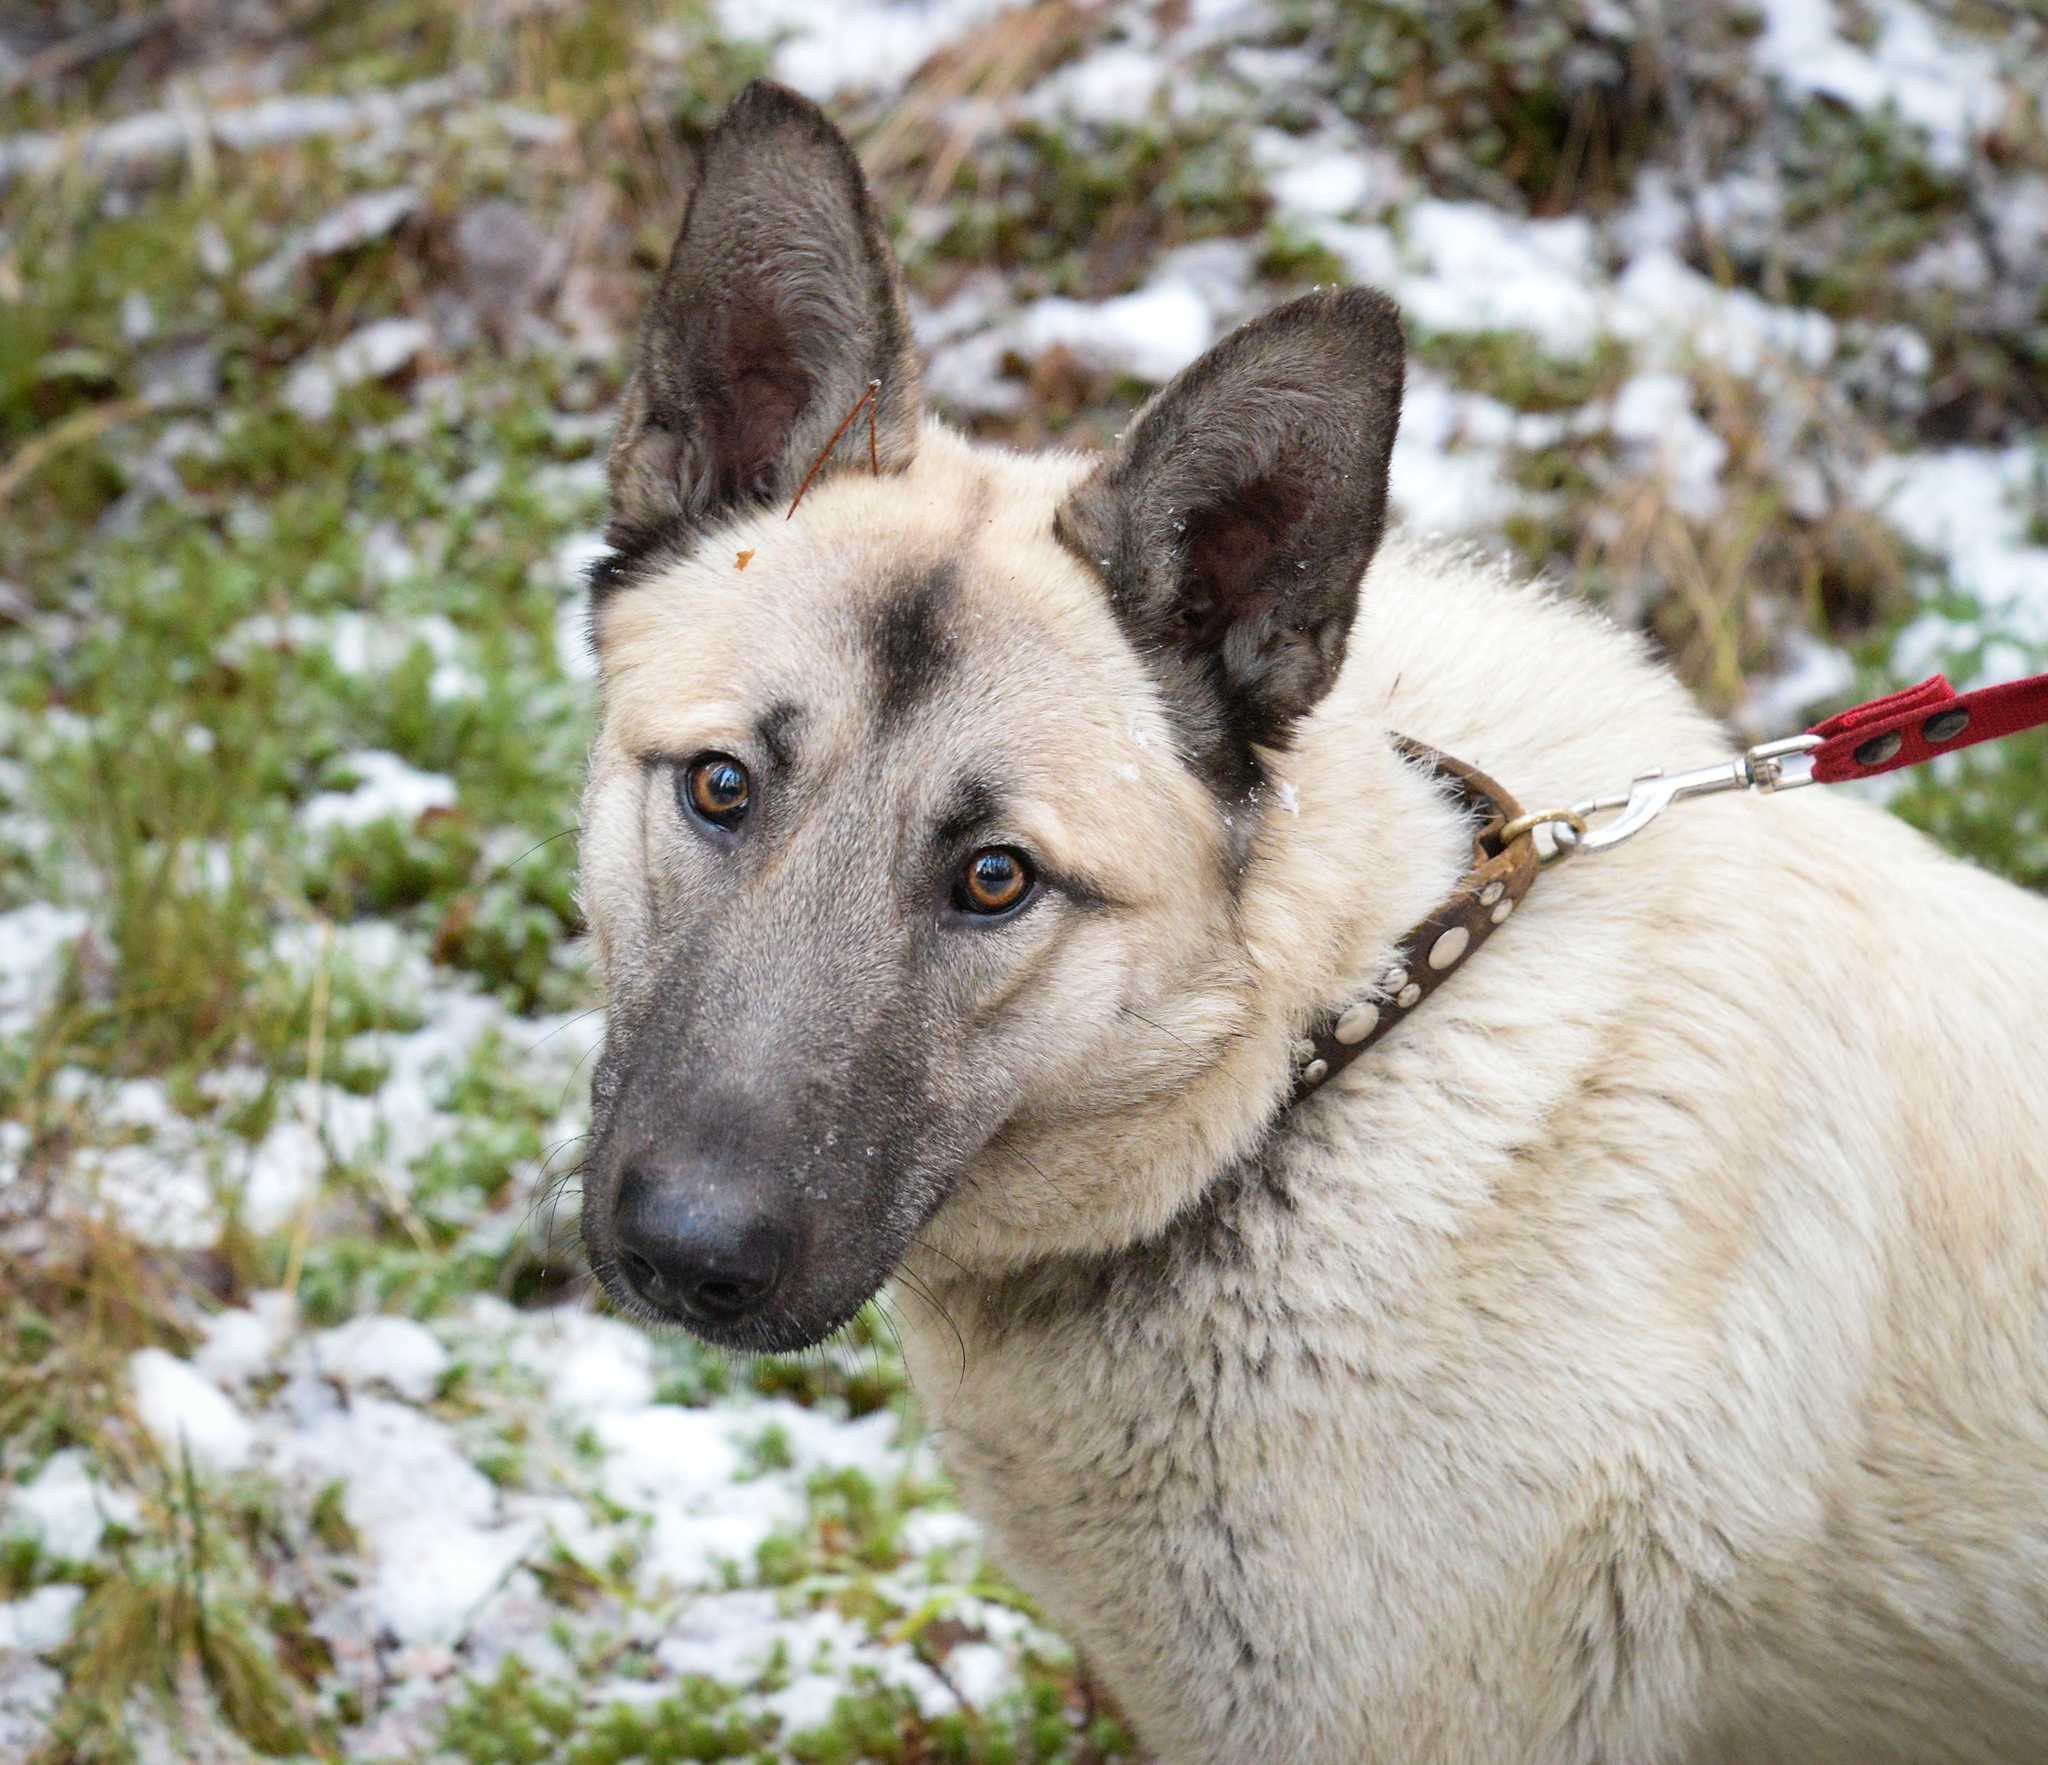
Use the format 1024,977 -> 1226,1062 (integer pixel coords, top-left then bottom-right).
301,750 -> 457,831
1024,46 -> 1166,125
922,330 -> 1027,416
899,1508 -> 981,1558
0,1655 -> 61,1755
553,596 -> 597,681
67,1081 -> 217,1249
594,1405 -> 804,1593
911,277 -> 1008,352
514,1309 -> 654,1414
1863,448 -> 2048,646
194,1295 -> 295,1383
1015,279 -> 1213,385
521,1496 -> 618,1575
309,1316 -> 450,1403
1268,152 -> 1377,222
1399,203 -> 1602,357
1611,250 -> 1836,376
652,1589 -> 797,1681
374,1518 -> 539,1647
946,1640 -> 1015,1707
236,1116 -> 323,1235
1388,375 -> 1522,536
1311,220 -> 1399,289
284,317 -> 434,421
1750,0 -> 2004,170
1899,231 -> 1993,297
552,529 -> 613,592
1614,167 -> 1692,260
4,1450 -> 142,1563
132,1347 -> 255,1471
283,1385 -> 534,1644
0,904 -> 87,1038
246,186 -> 421,299
655,1593 -> 957,1732
0,1587 -> 84,1655
223,607 -> 466,683
752,1399 -> 899,1482
717,0 -> 1020,99
1737,630 -> 1857,737
0,77 -> 467,182
1610,373 -> 1728,520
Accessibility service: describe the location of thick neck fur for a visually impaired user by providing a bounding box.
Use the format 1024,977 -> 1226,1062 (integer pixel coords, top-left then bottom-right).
896,498 -> 2048,1761
915,505 -> 1722,1278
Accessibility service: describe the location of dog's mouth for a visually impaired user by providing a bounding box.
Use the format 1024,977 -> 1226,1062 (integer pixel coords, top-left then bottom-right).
582,1135 -> 954,1355
603,1259 -> 887,1355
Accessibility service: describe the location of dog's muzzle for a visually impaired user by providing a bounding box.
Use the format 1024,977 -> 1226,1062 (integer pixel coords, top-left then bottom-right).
610,1157 -> 798,1329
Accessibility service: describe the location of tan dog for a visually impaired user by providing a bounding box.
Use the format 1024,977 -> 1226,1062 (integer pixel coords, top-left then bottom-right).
577,79 -> 2048,1763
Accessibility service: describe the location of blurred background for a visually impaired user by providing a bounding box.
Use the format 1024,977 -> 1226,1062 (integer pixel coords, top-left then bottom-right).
0,0 -> 2043,1759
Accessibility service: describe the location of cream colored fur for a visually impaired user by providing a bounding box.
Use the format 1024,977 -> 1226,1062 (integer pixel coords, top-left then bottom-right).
584,421 -> 2048,1763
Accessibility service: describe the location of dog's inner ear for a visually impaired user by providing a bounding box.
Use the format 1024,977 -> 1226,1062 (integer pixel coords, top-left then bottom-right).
711,297 -> 807,505
1173,476 -> 1312,652
604,79 -> 920,555
1055,288 -> 1406,795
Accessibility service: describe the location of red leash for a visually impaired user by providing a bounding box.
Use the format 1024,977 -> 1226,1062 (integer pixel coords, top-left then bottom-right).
1289,672 -> 2048,1101
1807,672 -> 2048,784
1501,670 -> 2048,858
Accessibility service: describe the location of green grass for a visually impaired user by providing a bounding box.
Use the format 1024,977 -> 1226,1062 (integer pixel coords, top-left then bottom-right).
0,0 -> 2042,1757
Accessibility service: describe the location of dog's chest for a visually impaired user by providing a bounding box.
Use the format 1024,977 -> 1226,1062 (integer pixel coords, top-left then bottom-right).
901,1161 -> 1574,1756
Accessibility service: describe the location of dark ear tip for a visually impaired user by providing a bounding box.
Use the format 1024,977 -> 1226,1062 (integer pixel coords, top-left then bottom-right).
1291,284 -> 1405,351
720,77 -> 839,142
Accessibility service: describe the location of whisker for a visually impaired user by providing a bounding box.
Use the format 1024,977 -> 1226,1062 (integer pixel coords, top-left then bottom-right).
527,1006 -> 605,1051
892,1264 -> 969,1399
1118,1001 -> 1278,1118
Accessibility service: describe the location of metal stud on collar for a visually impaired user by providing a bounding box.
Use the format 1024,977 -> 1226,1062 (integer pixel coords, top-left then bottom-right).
1287,732 -> 1827,1107
1289,743 -> 1541,1105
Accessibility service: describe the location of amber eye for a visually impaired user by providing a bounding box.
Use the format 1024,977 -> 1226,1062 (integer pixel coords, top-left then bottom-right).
683,753 -> 750,829
956,847 -> 1034,916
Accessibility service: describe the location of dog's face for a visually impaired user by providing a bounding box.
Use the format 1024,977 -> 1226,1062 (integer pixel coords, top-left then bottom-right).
578,81 -> 1405,1352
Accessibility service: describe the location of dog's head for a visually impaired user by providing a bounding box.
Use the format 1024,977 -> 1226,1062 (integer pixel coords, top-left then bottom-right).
578,79 -> 1408,1351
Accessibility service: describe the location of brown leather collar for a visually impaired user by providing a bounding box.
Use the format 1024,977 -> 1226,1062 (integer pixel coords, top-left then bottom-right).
1289,741 -> 1542,1105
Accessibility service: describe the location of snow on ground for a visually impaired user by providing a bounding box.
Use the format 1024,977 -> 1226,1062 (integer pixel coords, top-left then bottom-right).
110,1287 -> 1045,1748
1750,0 -> 2006,169
1867,448 -> 2048,655
301,751 -> 460,833
719,0 -> 1024,100
0,903 -> 86,1039
2,0 -> 2041,1753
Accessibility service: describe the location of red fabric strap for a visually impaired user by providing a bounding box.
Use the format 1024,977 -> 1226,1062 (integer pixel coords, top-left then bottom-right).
1807,671 -> 2048,784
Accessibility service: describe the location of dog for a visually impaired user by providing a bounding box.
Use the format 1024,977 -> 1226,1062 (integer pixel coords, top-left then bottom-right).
577,79 -> 2048,1764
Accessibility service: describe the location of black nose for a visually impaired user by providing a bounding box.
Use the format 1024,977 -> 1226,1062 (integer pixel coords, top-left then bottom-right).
610,1162 -> 794,1325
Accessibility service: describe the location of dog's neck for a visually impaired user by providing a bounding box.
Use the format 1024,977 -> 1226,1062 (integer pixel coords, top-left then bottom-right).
918,578 -> 1476,1273
917,531 -> 1730,1281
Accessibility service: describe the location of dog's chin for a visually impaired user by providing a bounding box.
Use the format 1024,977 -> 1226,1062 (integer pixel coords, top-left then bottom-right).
596,1265 -> 887,1356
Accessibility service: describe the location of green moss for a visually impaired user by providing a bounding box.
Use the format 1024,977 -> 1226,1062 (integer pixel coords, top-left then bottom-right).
43,1465 -> 317,1763
1891,728 -> 2048,890
1416,330 -> 1631,412
439,1657 -> 774,1765
1293,0 -> 1666,213
1252,225 -> 1349,290
918,116 -> 1267,299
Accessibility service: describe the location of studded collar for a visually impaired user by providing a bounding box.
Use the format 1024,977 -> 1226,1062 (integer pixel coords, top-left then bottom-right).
1288,741 -> 1542,1105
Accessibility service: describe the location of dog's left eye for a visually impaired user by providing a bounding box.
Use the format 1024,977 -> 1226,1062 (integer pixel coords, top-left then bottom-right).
682,753 -> 750,830
955,847 -> 1034,916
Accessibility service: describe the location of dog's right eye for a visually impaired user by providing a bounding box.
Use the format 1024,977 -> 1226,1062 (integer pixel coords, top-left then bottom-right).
682,753 -> 750,830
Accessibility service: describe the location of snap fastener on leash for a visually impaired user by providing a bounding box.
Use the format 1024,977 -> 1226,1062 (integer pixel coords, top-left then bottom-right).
1290,669 -> 2048,1105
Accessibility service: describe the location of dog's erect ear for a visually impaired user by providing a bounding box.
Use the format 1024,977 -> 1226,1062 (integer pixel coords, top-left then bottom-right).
1055,287 -> 1404,792
604,80 -> 920,553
